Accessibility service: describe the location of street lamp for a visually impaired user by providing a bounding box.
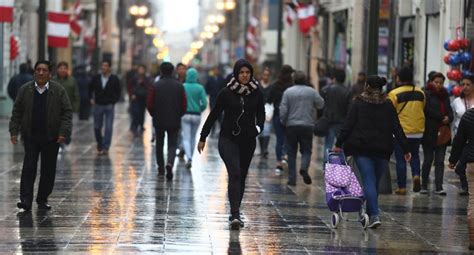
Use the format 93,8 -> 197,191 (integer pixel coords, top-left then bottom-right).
216,0 -> 236,11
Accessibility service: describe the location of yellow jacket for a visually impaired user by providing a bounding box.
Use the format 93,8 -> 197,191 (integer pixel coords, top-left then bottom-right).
388,84 -> 426,135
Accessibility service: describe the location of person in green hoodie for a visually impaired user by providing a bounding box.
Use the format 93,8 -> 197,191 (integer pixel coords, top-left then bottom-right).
182,67 -> 208,168
53,61 -> 79,150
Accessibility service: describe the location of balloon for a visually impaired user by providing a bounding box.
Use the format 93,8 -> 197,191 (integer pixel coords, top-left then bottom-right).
443,54 -> 451,64
461,52 -> 472,63
448,69 -> 462,81
452,85 -> 463,97
463,70 -> 473,77
444,40 -> 451,51
448,40 -> 461,51
449,53 -> 461,65
461,38 -> 471,49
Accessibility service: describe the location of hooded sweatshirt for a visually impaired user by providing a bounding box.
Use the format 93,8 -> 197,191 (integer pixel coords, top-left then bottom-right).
183,68 -> 208,114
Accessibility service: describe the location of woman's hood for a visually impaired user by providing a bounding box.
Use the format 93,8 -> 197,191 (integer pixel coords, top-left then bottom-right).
185,68 -> 199,83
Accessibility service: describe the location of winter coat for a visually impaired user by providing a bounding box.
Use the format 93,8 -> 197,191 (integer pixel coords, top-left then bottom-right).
335,96 -> 409,160
9,80 -> 73,140
279,84 -> 325,128
421,84 -> 454,148
450,108 -> 474,164
53,75 -> 80,112
146,76 -> 187,130
321,83 -> 352,124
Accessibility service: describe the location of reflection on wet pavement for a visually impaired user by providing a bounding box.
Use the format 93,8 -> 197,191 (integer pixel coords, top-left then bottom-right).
0,103 -> 470,253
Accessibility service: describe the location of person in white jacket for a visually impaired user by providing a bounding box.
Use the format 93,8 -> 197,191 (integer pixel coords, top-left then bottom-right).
452,75 -> 474,195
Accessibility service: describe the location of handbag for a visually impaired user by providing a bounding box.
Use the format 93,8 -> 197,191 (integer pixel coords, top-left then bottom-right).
437,125 -> 451,145
314,116 -> 330,137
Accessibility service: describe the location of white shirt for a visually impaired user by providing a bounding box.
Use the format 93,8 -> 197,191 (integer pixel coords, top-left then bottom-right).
452,97 -> 474,133
101,74 -> 110,89
34,81 -> 49,94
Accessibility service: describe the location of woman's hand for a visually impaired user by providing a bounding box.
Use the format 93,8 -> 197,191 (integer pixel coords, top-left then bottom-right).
197,141 -> 206,154
442,116 -> 449,124
448,163 -> 456,170
332,147 -> 342,153
404,153 -> 412,162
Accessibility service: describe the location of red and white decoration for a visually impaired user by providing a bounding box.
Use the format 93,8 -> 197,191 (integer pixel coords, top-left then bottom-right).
0,0 -> 14,23
10,35 -> 19,60
296,2 -> 316,34
246,16 -> 259,60
70,0 -> 82,35
48,11 -> 70,48
285,2 -> 297,26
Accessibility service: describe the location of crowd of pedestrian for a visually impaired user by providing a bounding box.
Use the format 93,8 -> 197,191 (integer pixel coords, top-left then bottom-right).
6,58 -> 474,247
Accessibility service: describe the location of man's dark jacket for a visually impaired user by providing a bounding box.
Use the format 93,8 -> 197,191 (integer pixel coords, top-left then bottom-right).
9,80 -> 73,140
147,76 -> 187,130
88,74 -> 121,105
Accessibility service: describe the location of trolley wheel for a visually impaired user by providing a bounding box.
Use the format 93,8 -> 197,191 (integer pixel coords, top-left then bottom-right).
361,213 -> 369,229
331,213 -> 340,229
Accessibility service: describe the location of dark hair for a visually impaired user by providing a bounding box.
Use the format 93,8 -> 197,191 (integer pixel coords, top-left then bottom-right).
160,62 -> 174,76
138,64 -> 146,70
294,71 -> 307,85
397,67 -> 413,83
19,63 -> 29,73
366,75 -> 387,89
176,62 -> 186,68
57,61 -> 69,69
34,60 -> 52,72
358,72 -> 366,77
277,65 -> 294,86
333,68 -> 346,83
430,72 -> 445,82
427,71 -> 437,82
462,74 -> 474,83
102,59 -> 112,67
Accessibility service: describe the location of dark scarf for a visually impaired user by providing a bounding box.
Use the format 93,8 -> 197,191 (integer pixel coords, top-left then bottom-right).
226,76 -> 259,95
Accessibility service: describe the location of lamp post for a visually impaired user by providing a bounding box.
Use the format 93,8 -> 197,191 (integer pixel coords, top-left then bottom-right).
128,3 -> 150,65
217,0 -> 236,64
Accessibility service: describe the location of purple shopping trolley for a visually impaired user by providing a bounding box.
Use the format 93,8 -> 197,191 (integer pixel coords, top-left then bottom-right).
324,150 -> 369,229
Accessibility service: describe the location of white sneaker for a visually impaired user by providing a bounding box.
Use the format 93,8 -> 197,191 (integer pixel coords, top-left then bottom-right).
368,216 -> 381,229
420,189 -> 429,194
435,189 -> 447,196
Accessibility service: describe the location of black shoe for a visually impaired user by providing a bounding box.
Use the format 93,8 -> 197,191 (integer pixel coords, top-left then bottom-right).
178,150 -> 185,160
38,202 -> 52,210
158,167 -> 165,176
185,160 -> 192,169
287,180 -> 296,186
16,201 -> 31,211
300,170 -> 312,185
229,216 -> 244,230
166,164 -> 173,180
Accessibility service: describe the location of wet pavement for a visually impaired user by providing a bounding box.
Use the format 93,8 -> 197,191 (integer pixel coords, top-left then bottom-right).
0,103 -> 471,254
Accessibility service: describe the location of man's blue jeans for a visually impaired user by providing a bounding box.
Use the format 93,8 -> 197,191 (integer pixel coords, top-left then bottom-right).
93,104 -> 115,151
354,156 -> 388,217
324,123 -> 342,161
286,126 -> 313,183
393,138 -> 421,188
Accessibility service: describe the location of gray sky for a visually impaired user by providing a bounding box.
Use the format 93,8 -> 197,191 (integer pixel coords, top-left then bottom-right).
158,0 -> 199,63
161,0 -> 199,32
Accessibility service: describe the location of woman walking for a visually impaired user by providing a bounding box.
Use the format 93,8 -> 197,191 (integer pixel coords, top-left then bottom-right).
334,75 -> 410,229
198,59 -> 265,230
181,68 -> 208,168
452,75 -> 474,195
420,72 -> 453,195
267,65 -> 294,171
449,108 -> 474,250
128,64 -> 152,137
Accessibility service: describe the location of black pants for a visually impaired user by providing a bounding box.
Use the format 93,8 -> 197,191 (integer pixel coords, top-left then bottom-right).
155,127 -> 179,170
20,138 -> 60,205
130,99 -> 146,133
455,148 -> 469,191
218,135 -> 256,217
421,144 -> 447,190
79,98 -> 91,120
